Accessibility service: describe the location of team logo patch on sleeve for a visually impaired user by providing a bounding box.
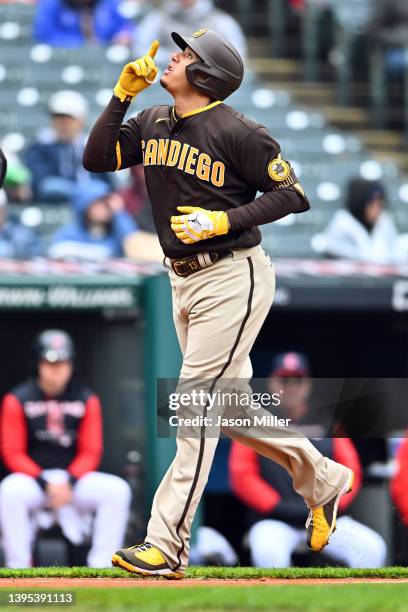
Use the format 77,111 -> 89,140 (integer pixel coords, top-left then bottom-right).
192,28 -> 208,37
268,158 -> 291,182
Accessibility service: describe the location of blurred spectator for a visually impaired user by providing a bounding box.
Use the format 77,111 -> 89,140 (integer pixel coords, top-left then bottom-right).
318,178 -> 408,264
119,165 -> 164,262
0,190 -> 43,258
49,180 -> 137,260
368,0 -> 408,75
2,150 -> 32,204
0,329 -> 131,568
133,0 -> 247,66
229,351 -> 387,568
24,91 -> 111,203
391,437 -> 408,526
289,0 -> 305,9
34,0 -> 135,47
120,165 -> 155,232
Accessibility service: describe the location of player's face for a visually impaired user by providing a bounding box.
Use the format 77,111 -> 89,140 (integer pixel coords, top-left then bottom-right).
160,46 -> 200,95
38,360 -> 73,397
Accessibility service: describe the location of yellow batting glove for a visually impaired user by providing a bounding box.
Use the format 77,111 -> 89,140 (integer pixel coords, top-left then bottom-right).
114,40 -> 160,102
170,206 -> 229,245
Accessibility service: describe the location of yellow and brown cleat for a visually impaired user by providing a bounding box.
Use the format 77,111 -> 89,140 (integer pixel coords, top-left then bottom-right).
112,542 -> 183,579
306,469 -> 355,552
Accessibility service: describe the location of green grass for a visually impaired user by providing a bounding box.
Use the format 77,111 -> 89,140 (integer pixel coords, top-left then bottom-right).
1,568 -> 408,612
1,566 -> 408,579
59,584 -> 408,612
1,584 -> 408,612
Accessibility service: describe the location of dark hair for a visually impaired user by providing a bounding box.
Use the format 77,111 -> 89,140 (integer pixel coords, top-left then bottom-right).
345,178 -> 386,232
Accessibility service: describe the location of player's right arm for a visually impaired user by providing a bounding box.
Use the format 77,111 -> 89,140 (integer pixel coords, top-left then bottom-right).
83,40 -> 159,173
0,394 -> 46,488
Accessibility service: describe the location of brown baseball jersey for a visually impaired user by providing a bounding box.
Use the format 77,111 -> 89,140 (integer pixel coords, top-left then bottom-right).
83,96 -> 309,259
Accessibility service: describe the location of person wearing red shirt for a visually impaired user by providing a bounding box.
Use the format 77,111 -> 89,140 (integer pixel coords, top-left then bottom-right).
391,437 -> 408,527
229,352 -> 386,568
0,329 -> 131,568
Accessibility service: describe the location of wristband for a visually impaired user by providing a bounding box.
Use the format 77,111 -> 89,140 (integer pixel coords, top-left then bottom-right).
113,86 -> 136,104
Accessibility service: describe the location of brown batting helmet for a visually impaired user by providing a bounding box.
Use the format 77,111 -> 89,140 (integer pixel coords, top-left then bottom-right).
171,28 -> 244,101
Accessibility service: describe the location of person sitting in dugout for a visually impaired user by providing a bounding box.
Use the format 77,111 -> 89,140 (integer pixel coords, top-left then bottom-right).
229,352 -> 387,569
0,329 -> 131,568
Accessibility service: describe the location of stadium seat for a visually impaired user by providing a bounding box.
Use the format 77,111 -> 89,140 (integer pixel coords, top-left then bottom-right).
0,16 -> 398,260
9,204 -> 73,242
262,231 -> 316,258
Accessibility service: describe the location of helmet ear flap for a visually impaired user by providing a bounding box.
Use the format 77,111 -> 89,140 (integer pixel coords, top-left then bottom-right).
194,70 -> 208,83
185,63 -> 229,100
192,69 -> 218,91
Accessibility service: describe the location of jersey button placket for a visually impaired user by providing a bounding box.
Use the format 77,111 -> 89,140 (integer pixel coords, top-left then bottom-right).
168,119 -> 182,208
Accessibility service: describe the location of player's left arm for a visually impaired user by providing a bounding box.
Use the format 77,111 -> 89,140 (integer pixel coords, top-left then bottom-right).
226,126 -> 309,232
171,126 -> 309,244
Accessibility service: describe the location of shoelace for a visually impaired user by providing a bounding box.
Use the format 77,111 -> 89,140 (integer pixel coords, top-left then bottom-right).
305,510 -> 313,528
306,509 -> 329,531
129,543 -> 153,553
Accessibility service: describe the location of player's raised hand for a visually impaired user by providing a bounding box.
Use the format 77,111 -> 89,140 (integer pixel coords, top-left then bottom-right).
170,206 -> 230,244
114,40 -> 160,102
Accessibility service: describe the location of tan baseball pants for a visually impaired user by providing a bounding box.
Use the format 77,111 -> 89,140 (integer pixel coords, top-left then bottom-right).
146,245 -> 351,572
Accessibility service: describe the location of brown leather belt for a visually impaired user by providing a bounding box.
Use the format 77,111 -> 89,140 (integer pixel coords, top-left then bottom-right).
170,250 -> 232,278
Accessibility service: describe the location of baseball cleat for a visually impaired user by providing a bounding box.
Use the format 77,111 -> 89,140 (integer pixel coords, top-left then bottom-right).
112,542 -> 183,579
306,468 -> 354,552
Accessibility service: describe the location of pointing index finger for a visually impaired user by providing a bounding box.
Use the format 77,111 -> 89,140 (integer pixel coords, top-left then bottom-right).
148,40 -> 160,59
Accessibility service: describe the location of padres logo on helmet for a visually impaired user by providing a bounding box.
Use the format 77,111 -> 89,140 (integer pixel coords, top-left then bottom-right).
268,158 -> 291,182
192,28 -> 208,38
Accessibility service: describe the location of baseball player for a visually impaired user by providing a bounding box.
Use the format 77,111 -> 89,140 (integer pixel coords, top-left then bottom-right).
0,330 -> 131,568
83,28 -> 354,578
